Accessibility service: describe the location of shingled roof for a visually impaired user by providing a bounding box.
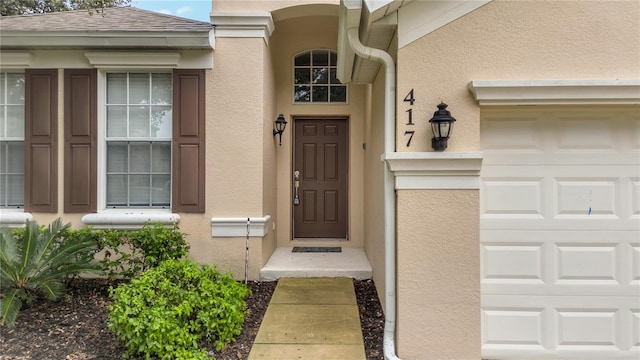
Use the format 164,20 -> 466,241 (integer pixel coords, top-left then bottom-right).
0,6 -> 212,32
0,7 -> 214,49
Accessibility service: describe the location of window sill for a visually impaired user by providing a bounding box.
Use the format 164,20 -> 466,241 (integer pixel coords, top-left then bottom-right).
0,211 -> 33,228
82,211 -> 180,230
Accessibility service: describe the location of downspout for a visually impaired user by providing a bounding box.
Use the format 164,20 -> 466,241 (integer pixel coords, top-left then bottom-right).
346,28 -> 401,360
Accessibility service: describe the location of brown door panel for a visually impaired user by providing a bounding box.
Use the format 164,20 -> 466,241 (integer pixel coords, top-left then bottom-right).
293,119 -> 348,238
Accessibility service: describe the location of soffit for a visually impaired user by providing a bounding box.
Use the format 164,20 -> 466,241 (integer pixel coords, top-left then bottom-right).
339,0 -> 409,84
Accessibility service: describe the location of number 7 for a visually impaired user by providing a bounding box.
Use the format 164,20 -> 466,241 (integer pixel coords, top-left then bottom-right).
404,130 -> 415,147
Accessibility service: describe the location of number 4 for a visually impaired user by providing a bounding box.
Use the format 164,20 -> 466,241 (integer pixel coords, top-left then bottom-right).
403,89 -> 415,105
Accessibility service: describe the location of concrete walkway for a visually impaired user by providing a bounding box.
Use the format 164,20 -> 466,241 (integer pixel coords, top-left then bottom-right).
248,278 -> 366,360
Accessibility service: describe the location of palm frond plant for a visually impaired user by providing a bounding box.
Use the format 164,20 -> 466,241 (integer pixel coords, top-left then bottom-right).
0,219 -> 101,327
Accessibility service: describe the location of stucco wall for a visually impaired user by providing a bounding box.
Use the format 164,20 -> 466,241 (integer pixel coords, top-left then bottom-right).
205,37 -> 271,278
363,62 -> 386,310
210,38 -> 265,217
396,189 -> 480,359
396,0 -> 640,153
262,39 -> 278,266
270,13 -> 368,247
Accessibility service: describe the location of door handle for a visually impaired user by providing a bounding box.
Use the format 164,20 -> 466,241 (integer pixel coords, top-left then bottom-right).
293,170 -> 300,205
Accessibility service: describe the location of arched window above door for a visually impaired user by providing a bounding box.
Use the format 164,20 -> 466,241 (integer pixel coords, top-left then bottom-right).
293,50 -> 347,103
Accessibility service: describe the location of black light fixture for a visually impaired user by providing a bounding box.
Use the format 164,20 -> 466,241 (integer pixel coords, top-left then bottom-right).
429,102 -> 456,151
273,114 -> 287,146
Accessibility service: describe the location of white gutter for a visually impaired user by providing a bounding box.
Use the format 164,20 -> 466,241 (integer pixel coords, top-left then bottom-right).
346,27 -> 401,360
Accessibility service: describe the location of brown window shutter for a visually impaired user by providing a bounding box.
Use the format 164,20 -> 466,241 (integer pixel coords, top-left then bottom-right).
172,69 -> 205,213
24,69 -> 58,213
64,69 -> 97,213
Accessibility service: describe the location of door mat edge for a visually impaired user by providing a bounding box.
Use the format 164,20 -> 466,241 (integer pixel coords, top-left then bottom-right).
292,246 -> 342,253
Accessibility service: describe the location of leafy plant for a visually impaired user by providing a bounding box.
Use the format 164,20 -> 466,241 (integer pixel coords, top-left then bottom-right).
108,259 -> 250,360
0,219 -> 101,327
98,223 -> 189,280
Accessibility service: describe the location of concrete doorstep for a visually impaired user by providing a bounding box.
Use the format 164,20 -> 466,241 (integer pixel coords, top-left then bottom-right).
247,278 -> 366,360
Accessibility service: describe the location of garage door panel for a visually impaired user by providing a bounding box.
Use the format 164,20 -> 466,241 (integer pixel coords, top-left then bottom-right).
556,309 -> 618,349
633,310 -> 640,351
482,307 -> 545,349
483,296 -> 640,356
482,150 -> 640,166
482,110 -> 640,166
481,115 -> 542,151
482,231 -> 639,296
482,166 -> 639,227
555,117 -> 617,151
632,245 -> 640,286
555,178 -> 617,218
482,178 -> 544,218
482,243 -> 545,284
632,179 -> 640,219
556,244 -> 618,285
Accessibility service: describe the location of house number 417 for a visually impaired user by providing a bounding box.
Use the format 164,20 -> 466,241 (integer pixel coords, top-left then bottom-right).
404,89 -> 415,147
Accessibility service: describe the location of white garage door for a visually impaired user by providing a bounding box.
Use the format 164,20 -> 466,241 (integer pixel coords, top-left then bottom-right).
480,107 -> 640,359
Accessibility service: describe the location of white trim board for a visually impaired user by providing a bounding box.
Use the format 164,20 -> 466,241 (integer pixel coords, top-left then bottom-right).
85,52 -> 181,68
0,211 -> 33,228
211,215 -> 271,237
82,212 -> 180,230
398,0 -> 491,48
211,12 -> 275,45
469,79 -> 640,105
0,52 -> 33,69
383,152 -> 483,189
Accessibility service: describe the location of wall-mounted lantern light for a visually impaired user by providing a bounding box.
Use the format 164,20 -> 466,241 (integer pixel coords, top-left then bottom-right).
429,102 -> 456,151
273,114 -> 287,146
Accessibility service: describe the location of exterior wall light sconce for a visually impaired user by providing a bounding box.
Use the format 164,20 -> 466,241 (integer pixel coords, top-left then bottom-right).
273,113 -> 287,146
429,102 -> 456,151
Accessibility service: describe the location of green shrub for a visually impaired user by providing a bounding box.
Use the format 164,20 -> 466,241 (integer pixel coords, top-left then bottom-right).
0,219 -> 101,327
97,223 -> 189,280
108,259 -> 250,359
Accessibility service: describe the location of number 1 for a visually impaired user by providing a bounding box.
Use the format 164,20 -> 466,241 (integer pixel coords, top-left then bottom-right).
406,108 -> 414,125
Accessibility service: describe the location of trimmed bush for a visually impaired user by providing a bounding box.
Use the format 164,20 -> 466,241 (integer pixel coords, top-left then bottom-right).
97,223 -> 189,280
108,259 -> 250,359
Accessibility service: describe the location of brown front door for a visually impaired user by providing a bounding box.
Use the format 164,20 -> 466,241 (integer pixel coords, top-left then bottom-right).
293,118 -> 348,238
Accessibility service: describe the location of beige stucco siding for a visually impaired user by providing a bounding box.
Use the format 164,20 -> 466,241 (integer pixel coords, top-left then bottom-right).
262,39 -> 278,266
397,0 -> 640,153
203,37 -> 273,277
210,38 -> 266,217
396,189 -> 481,359
363,64 -> 386,310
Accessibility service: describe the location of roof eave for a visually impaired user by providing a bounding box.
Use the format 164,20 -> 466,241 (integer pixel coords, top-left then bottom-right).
0,30 -> 215,50
338,0 -> 403,85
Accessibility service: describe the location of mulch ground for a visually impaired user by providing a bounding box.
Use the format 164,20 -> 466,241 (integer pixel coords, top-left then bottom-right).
0,278 -> 384,360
